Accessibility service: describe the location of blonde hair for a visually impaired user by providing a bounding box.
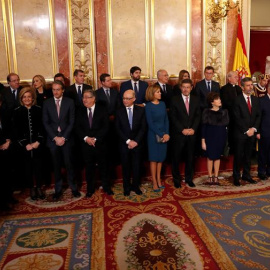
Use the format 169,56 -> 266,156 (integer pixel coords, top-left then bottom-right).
19,87 -> 37,106
145,85 -> 160,102
32,74 -> 46,89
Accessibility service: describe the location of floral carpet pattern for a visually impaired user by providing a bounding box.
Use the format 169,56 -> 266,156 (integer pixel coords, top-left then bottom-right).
0,167 -> 269,269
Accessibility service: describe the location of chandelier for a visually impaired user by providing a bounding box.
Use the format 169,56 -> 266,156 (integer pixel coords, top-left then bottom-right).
208,0 -> 239,27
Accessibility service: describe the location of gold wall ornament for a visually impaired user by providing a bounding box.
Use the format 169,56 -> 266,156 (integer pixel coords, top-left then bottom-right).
203,0 -> 227,84
208,0 -> 239,29
68,0 -> 97,87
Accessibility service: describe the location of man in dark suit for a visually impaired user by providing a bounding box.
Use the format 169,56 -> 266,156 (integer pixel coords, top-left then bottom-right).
96,73 -> 121,164
154,69 -> 174,108
220,71 -> 242,153
120,66 -> 148,106
194,66 -> 220,110
43,80 -> 81,199
233,77 -> 261,186
2,73 -> 22,114
96,73 -> 120,116
115,90 -> 147,196
65,69 -> 92,110
257,85 -> 270,180
75,89 -> 113,197
170,79 -> 201,188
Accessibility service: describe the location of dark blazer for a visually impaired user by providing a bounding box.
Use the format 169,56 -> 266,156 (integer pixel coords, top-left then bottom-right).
259,95 -> 270,137
115,105 -> 146,147
13,105 -> 44,147
220,83 -> 242,112
233,94 -> 261,139
194,79 -> 220,110
170,95 -> 201,140
42,97 -> 75,146
75,103 -> 109,143
2,86 -> 22,112
0,107 -> 12,145
65,83 -> 92,109
95,87 -> 120,116
120,80 -> 148,104
154,82 -> 174,108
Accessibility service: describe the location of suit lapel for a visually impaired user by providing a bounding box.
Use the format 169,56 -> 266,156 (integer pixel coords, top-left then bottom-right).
240,95 -> 250,115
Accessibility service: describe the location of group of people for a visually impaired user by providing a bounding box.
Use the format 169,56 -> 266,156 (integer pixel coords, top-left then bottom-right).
0,65 -> 269,211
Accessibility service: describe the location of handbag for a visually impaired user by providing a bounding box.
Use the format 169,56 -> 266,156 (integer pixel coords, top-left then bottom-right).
156,134 -> 163,143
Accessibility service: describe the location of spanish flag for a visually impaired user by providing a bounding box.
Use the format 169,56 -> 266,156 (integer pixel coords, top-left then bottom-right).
233,13 -> 251,82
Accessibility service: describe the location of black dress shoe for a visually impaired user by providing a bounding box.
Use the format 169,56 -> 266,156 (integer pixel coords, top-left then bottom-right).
242,176 -> 257,184
124,190 -> 130,196
36,188 -> 46,200
85,192 -> 94,198
132,188 -> 142,195
173,180 -> 181,188
30,188 -> 38,200
104,188 -> 114,195
72,190 -> 81,198
186,181 -> 195,187
233,178 -> 240,186
53,192 -> 62,200
258,174 -> 267,180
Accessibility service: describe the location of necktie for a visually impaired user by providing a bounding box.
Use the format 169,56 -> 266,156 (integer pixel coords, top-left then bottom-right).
247,96 -> 251,114
207,81 -> 211,91
185,97 -> 189,115
134,82 -> 138,94
162,84 -> 166,93
12,90 -> 16,101
78,86 -> 82,102
128,107 -> 133,129
56,99 -> 61,132
89,108 -> 93,128
105,89 -> 110,103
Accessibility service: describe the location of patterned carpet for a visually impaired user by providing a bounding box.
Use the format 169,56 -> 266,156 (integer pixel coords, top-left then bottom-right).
0,169 -> 269,270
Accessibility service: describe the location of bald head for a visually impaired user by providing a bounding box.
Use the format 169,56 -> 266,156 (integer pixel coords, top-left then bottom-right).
227,71 -> 238,85
157,69 -> 169,84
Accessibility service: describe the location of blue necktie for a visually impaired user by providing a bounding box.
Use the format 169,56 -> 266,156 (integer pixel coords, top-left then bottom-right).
207,81 -> 211,92
128,107 -> 133,129
78,86 -> 82,101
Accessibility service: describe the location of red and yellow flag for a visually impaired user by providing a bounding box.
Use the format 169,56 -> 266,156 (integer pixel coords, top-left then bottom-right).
233,13 -> 251,83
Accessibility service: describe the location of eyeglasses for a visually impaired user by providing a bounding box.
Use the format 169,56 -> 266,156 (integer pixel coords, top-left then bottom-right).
123,97 -> 134,100
10,79 -> 20,83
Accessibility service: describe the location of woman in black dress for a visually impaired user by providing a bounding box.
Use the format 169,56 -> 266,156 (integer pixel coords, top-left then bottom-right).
13,87 -> 45,200
201,92 -> 229,185
32,74 -> 52,107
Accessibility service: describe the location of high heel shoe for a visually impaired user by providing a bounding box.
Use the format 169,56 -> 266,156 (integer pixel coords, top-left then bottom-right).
153,187 -> 160,192
205,176 -> 213,185
213,176 -> 219,185
158,185 -> 165,189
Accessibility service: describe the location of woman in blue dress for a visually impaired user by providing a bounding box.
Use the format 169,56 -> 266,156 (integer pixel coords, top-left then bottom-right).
145,85 -> 170,191
201,92 -> 229,185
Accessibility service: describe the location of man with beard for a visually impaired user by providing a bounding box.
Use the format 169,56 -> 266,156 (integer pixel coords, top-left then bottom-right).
120,66 -> 148,106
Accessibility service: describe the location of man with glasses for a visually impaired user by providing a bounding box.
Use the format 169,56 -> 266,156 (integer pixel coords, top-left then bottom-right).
75,89 -> 113,198
115,90 -> 147,196
194,66 -> 220,110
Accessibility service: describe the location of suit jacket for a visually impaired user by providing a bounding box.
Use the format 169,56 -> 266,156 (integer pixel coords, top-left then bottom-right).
259,95 -> 270,137
42,97 -> 75,146
2,86 -> 22,113
115,105 -> 146,147
233,94 -> 261,139
154,82 -> 174,108
194,79 -> 220,110
170,95 -> 201,140
95,87 -> 120,116
65,83 -> 92,109
220,83 -> 242,112
0,107 -> 12,145
75,103 -> 109,144
120,80 -> 148,104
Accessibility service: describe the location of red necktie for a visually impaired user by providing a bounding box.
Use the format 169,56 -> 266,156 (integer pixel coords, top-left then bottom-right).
247,96 -> 251,114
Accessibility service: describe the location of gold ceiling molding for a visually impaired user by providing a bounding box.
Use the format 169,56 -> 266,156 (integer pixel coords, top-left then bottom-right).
67,0 -> 97,87
203,0 -> 226,85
